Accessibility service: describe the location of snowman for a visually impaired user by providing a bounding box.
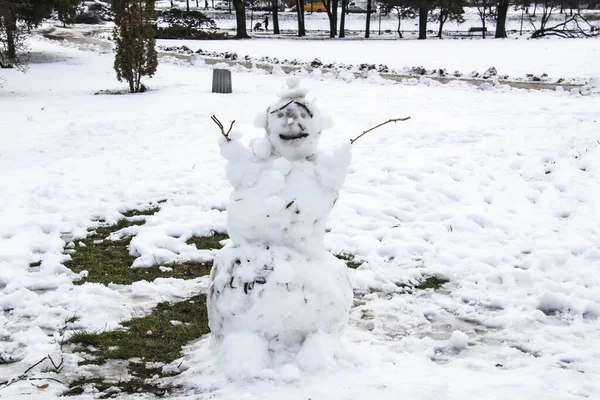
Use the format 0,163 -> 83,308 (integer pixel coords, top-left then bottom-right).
207,77 -> 353,377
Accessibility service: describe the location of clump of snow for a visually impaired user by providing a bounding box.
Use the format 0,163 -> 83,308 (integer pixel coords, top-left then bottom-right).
451,330 -> 469,350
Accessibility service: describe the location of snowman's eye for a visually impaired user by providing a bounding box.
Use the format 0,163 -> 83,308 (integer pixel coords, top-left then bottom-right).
277,112 -> 284,118
300,113 -> 307,118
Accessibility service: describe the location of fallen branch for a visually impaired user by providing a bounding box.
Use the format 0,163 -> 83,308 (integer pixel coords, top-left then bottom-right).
211,115 -> 235,142
0,355 -> 63,390
350,117 -> 411,144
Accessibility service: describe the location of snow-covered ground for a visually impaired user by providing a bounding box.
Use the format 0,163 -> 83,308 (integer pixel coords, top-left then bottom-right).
1,22 -> 600,399
162,36 -> 600,82
104,7 -> 600,82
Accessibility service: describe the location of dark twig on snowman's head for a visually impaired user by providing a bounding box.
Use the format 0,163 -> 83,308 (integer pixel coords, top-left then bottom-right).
293,101 -> 313,118
211,115 -> 235,142
269,100 -> 294,115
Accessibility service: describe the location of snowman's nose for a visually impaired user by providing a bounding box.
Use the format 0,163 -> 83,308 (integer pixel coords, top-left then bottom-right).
287,117 -> 294,125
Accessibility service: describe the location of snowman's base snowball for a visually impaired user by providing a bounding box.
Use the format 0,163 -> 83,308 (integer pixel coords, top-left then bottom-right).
207,244 -> 353,357
215,330 -> 349,380
217,331 -> 270,380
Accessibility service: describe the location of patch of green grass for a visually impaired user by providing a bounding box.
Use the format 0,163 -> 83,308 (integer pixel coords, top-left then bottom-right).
65,230 -> 138,286
334,252 -> 363,269
92,218 -> 145,239
66,209 -> 226,285
66,294 -> 209,397
121,205 -> 161,218
416,276 -> 449,290
541,308 -> 560,317
65,377 -> 167,398
334,253 -> 447,290
186,231 -> 229,250
69,294 -> 209,364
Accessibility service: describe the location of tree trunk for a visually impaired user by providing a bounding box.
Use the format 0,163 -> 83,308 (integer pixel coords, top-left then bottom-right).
365,0 -> 372,38
332,0 -> 338,34
5,11 -> 17,62
272,0 -> 280,33
295,0 -> 306,36
339,0 -> 347,37
325,0 -> 338,38
479,5 -> 487,39
326,0 -> 335,37
418,6 -> 427,39
186,0 -> 190,11
437,11 -> 445,38
495,0 -> 509,38
233,0 -> 250,38
396,11 -> 403,38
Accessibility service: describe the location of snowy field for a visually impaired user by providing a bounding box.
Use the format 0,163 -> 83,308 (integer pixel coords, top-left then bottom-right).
1,20 -> 600,400
163,36 -> 600,82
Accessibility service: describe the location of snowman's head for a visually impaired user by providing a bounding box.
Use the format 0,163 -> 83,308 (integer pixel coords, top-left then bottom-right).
256,78 -> 330,161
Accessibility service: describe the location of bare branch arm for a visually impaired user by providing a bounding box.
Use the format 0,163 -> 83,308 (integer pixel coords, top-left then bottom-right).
211,115 -> 235,142
350,117 -> 411,145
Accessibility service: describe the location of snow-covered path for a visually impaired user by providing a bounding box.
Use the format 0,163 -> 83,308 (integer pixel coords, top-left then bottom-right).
1,37 -> 599,399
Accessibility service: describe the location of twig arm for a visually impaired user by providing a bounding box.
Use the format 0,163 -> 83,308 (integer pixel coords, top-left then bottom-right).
211,115 -> 235,142
350,117 -> 411,144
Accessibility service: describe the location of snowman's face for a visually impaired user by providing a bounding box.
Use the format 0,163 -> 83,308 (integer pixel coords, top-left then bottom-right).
266,101 -> 321,161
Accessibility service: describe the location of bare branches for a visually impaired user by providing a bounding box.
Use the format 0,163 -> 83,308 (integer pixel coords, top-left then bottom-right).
0,354 -> 63,390
211,115 -> 235,142
531,15 -> 599,38
529,6 -> 598,39
350,117 -> 411,145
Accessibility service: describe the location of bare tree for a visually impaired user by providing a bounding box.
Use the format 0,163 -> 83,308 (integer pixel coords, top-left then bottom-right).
429,0 -> 465,39
388,0 -> 429,38
473,0 -> 495,38
529,0 -> 600,38
390,1 -> 415,38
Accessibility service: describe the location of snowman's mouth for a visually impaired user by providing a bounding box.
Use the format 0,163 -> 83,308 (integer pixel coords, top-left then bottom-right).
279,133 -> 309,141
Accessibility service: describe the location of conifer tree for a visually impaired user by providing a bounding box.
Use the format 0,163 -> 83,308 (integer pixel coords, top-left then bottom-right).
112,0 -> 158,93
